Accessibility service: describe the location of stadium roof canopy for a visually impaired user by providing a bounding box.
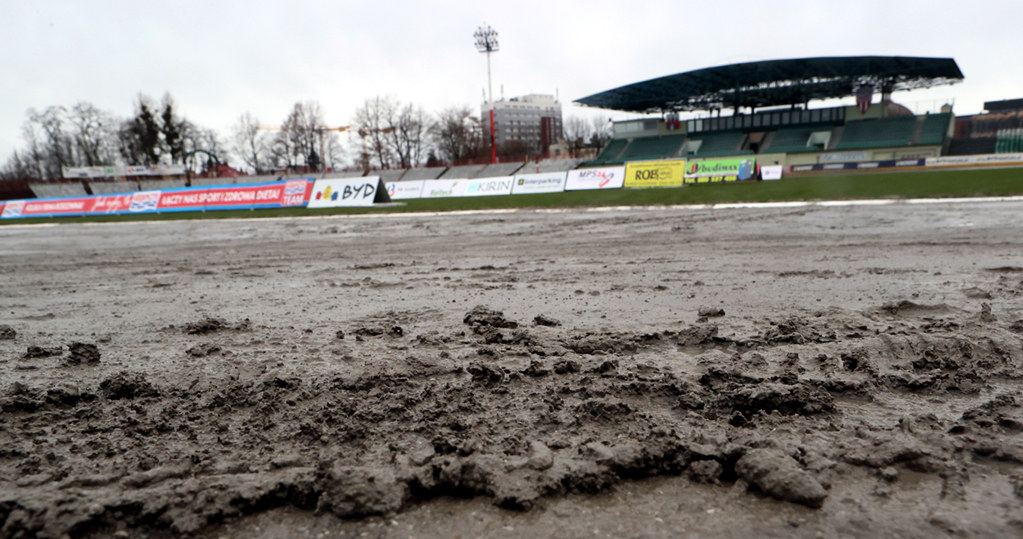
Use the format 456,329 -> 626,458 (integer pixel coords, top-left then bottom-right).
575,56 -> 963,113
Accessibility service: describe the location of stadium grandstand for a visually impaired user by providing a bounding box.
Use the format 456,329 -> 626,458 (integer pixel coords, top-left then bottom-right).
576,56 -> 967,167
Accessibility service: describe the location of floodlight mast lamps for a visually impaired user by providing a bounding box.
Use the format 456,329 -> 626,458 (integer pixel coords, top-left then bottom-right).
474,24 -> 499,164
474,24 -> 499,104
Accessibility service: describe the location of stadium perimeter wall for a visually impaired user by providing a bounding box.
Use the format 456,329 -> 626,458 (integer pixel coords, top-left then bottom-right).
5,152 -> 1023,219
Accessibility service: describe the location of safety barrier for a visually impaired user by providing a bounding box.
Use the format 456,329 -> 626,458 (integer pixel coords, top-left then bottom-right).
13,151 -> 1018,219
1,179 -> 313,219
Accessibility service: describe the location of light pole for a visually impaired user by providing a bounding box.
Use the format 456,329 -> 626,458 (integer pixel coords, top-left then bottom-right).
474,24 -> 499,104
474,24 -> 499,164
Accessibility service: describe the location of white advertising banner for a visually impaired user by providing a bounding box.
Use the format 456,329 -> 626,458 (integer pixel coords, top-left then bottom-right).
760,165 -> 783,180
926,153 -> 1023,167
464,176 -> 514,197
821,151 -> 869,163
385,180 -> 425,200
62,164 -> 187,178
512,172 -> 568,194
421,179 -> 468,198
308,176 -> 386,208
564,166 -> 626,191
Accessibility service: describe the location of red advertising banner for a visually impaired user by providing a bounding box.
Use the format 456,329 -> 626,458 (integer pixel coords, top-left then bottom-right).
158,181 -> 311,211
1,179 -> 314,219
6,197 -> 94,217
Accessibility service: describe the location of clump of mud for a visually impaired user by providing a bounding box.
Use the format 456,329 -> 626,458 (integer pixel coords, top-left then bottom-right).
22,345 -> 62,359
65,342 -> 100,365
184,316 -> 250,335
0,325 -> 15,340
735,448 -> 828,508
463,305 -> 518,332
186,343 -> 221,357
98,371 -> 158,399
532,314 -> 561,327
463,306 -> 532,345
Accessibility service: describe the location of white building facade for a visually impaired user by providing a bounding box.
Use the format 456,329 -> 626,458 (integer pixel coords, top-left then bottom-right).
482,94 -> 563,155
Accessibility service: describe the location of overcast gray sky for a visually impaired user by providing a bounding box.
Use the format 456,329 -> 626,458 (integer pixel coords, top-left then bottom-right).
2,0 -> 1020,162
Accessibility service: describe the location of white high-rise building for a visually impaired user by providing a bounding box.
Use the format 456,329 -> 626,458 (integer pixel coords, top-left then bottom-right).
482,94 -> 563,155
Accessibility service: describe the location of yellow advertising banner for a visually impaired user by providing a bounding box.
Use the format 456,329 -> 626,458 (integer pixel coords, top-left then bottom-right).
623,160 -> 687,188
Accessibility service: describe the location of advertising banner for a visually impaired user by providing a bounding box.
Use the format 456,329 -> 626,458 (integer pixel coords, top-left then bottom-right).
685,157 -> 757,182
788,159 -> 924,173
157,180 -> 313,212
821,151 -> 869,163
761,166 -> 783,180
464,176 -> 514,197
62,164 -> 187,178
421,179 -> 468,198
565,166 -> 625,191
975,153 -> 1023,164
511,172 -> 567,194
925,153 -> 1023,167
0,179 -> 314,219
0,197 -> 94,218
307,177 -> 390,208
386,180 -> 425,200
624,160 -> 686,188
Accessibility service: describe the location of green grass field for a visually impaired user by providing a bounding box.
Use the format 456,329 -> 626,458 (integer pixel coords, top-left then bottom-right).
4,166 -> 1023,225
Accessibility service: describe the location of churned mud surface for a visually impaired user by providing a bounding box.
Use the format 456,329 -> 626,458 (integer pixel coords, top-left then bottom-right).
3,201 -> 1023,537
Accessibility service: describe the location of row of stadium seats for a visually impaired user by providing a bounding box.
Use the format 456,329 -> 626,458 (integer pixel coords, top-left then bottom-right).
995,128 -> 1023,153
918,113 -> 953,145
28,182 -> 89,198
764,127 -> 818,153
589,113 -> 953,165
833,116 -> 917,150
592,131 -> 751,165
687,131 -> 752,157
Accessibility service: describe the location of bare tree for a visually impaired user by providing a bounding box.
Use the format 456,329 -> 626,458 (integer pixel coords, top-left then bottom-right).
320,134 -> 347,172
29,106 -> 78,179
271,101 -> 339,172
0,150 -> 38,181
563,115 -> 591,158
590,115 -> 613,151
68,102 -> 117,166
181,124 -> 226,173
353,96 -> 397,170
18,103 -> 121,178
388,103 -> 430,168
232,112 -> 269,174
431,106 -> 484,163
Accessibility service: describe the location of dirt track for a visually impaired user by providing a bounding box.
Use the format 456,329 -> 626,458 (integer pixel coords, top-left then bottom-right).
3,201 -> 1023,537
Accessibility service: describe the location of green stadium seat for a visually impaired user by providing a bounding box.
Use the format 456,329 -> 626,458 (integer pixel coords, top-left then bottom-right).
685,131 -> 750,157
592,138 -> 628,164
617,134 -> 687,161
917,113 -> 951,145
765,127 -> 816,153
834,116 -> 917,150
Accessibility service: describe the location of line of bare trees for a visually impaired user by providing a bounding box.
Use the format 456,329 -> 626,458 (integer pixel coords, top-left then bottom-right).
234,97 -> 489,174
1,93 -> 227,181
2,93 -> 613,182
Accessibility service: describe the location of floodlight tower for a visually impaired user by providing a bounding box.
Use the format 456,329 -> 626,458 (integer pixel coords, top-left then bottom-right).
475,24 -> 499,163
474,24 -> 499,104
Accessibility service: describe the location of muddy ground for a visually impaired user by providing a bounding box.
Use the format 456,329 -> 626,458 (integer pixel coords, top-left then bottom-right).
3,201 -> 1023,537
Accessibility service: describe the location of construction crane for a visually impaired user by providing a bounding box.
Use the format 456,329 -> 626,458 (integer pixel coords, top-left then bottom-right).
257,125 -> 353,132
257,125 -> 397,137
